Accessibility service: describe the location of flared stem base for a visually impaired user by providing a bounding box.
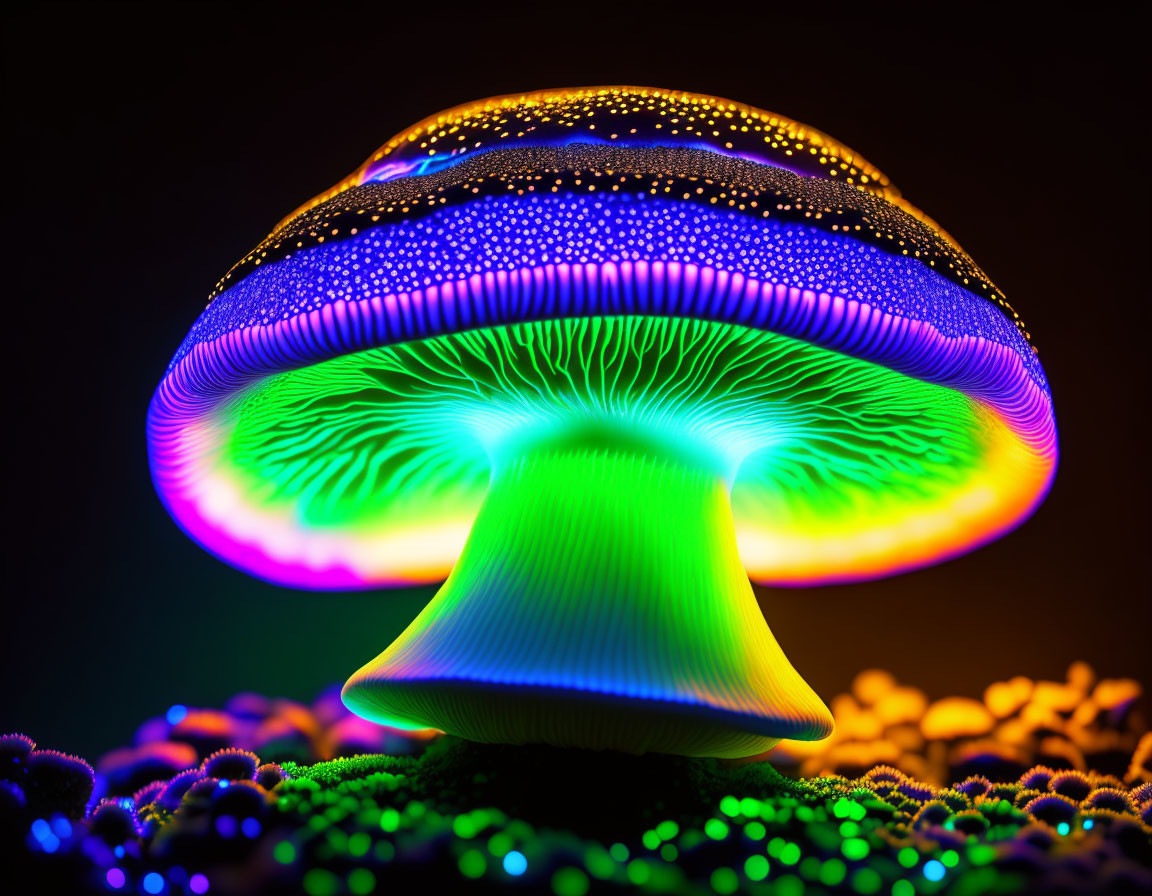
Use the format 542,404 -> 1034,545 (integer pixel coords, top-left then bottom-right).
342,442 -> 832,757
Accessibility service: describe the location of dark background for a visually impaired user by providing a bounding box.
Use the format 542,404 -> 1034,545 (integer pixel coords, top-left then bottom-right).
4,5 -> 1148,759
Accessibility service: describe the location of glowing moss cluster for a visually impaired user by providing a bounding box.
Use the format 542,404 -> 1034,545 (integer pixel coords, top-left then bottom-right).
9,726 -> 1151,895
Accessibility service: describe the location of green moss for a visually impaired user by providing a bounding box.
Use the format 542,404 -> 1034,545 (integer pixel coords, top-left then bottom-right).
143,737 -> 1149,894
281,754 -> 415,786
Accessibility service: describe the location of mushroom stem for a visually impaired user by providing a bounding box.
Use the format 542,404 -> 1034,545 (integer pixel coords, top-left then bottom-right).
342,441 -> 833,757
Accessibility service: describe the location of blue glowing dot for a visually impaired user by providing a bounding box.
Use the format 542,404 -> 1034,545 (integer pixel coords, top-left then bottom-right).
1083,820 -> 1094,830
40,833 -> 60,853
114,845 -> 125,858
51,816 -> 73,838
217,780 -> 229,789
166,705 -> 188,725
1057,822 -> 1070,835
143,872 -> 165,894
215,815 -> 238,838
503,850 -> 528,876
241,817 -> 262,838
923,860 -> 945,882
106,868 -> 126,889
31,818 -> 51,841
189,873 -> 210,894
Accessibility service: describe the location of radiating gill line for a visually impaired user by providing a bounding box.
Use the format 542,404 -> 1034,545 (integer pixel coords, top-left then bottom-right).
222,316 -> 992,529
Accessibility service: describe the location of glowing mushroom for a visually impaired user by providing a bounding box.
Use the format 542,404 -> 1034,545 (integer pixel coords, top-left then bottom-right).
148,87 -> 1057,757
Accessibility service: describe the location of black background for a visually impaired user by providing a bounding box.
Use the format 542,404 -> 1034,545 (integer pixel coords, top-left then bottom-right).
4,5 -> 1149,759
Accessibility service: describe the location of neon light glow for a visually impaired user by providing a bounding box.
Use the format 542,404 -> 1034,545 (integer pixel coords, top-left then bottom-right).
197,316 -> 1046,589
148,86 -> 1057,757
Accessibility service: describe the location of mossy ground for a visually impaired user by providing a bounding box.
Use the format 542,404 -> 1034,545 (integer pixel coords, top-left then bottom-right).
5,664 -> 1151,895
258,738 -> 1148,896
283,737 -> 803,838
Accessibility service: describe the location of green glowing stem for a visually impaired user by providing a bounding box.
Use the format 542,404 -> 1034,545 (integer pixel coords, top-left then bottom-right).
342,440 -> 832,757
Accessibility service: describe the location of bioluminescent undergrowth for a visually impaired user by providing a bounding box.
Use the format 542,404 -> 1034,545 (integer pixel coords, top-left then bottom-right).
148,87 -> 1057,757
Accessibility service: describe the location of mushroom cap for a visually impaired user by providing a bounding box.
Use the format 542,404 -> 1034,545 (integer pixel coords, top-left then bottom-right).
149,86 -> 1057,589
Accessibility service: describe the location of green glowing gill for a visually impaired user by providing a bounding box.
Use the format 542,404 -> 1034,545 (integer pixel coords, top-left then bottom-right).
221,316 -> 986,534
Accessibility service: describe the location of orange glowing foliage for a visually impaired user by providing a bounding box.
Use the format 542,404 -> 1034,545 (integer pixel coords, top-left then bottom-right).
771,663 -> 1146,787
984,676 -> 1034,718
921,698 -> 995,741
